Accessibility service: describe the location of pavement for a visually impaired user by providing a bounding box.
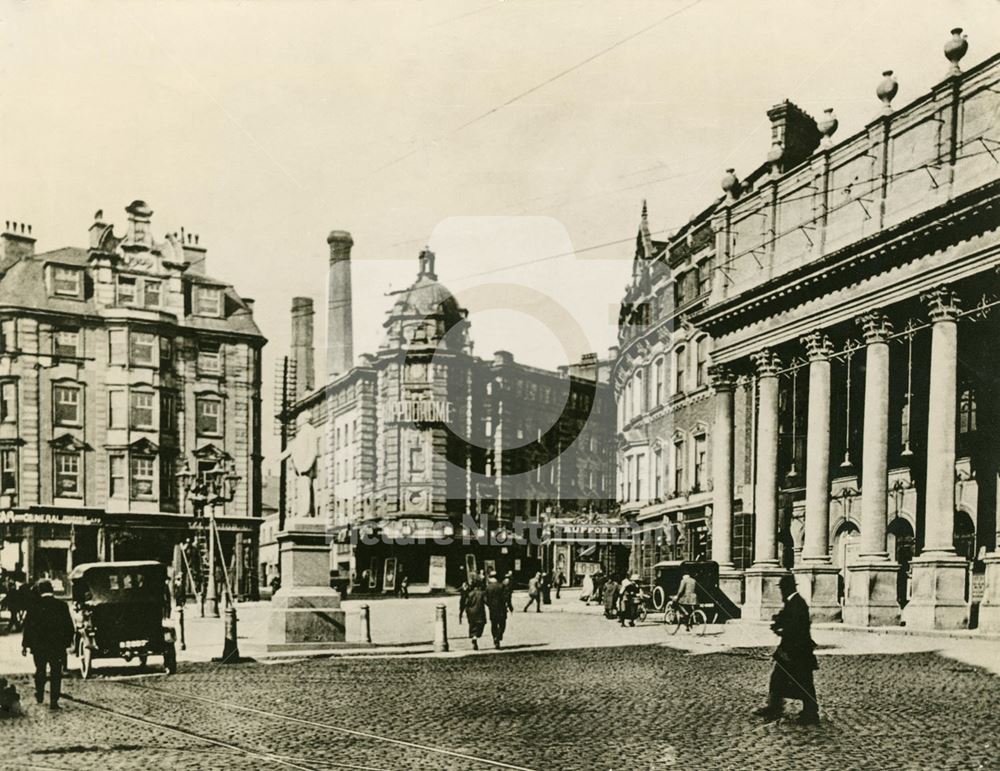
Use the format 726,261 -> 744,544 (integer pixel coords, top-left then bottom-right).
2,590 -> 999,770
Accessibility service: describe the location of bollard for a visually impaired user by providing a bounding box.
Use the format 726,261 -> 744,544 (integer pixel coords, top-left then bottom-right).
221,605 -> 240,663
360,603 -> 372,644
433,603 -> 449,652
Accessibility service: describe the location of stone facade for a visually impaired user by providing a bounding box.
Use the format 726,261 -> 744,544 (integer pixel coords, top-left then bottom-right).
0,202 -> 265,597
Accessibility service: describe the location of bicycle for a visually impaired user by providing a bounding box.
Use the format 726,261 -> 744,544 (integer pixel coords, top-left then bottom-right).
663,599 -> 707,636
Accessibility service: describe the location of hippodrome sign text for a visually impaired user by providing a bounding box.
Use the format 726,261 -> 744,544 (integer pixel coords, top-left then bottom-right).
387,399 -> 453,423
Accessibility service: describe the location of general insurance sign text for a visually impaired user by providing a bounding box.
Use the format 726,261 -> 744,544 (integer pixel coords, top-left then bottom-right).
387,400 -> 453,423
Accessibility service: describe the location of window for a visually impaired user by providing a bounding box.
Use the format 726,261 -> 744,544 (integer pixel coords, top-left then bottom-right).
696,337 -> 709,387
693,434 -> 707,490
654,448 -> 663,500
408,445 -> 425,475
160,455 -> 177,503
117,275 -> 137,305
673,438 -> 685,493
160,337 -> 173,372
1,448 -> 16,494
959,387 -> 977,434
198,343 -> 222,376
675,346 -> 687,394
54,329 -> 80,358
108,389 -> 127,429
53,385 -> 81,426
195,286 -> 223,317
53,267 -> 81,298
160,391 -> 177,433
130,391 -> 155,430
1,319 -> 15,352
129,331 -> 156,366
653,357 -> 664,405
0,382 -> 15,423
130,455 -> 155,499
633,370 -> 644,415
143,280 -> 161,308
698,257 -> 713,295
634,453 -> 643,501
55,452 -> 82,497
109,453 -> 126,498
196,397 -> 223,436
109,328 -> 127,365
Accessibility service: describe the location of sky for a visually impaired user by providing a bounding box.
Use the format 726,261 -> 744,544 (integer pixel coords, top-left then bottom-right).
1,0 -> 997,470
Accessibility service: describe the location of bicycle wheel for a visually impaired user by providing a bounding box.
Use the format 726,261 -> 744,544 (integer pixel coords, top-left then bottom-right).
690,609 -> 707,636
637,605 -> 648,623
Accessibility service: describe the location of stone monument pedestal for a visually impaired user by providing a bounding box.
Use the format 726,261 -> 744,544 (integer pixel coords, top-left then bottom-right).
843,560 -> 900,627
793,563 -> 841,623
267,519 -> 350,652
902,554 -> 969,630
741,565 -> 786,622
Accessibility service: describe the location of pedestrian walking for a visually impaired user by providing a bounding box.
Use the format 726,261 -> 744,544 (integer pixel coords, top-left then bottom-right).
580,572 -> 593,603
465,580 -> 487,650
541,572 -> 552,605
502,571 -> 514,612
485,572 -> 508,649
458,572 -> 470,624
21,580 -> 73,710
603,575 -> 619,619
523,572 -> 542,613
618,574 -> 640,627
753,574 -> 820,725
399,571 -> 409,599
555,570 -> 566,599
590,571 -> 607,607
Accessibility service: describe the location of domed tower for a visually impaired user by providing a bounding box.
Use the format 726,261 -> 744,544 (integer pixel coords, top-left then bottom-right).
373,248 -> 479,585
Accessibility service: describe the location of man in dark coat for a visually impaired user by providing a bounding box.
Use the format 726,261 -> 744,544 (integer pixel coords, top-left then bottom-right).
21,580 -> 74,709
465,580 -> 487,650
485,572 -> 508,649
753,574 -> 820,725
502,571 -> 514,612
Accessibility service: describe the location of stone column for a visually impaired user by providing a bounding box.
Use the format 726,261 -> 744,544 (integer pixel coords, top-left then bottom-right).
743,350 -> 786,621
844,312 -> 900,626
709,364 -> 742,609
905,288 -> 970,630
793,333 -> 841,621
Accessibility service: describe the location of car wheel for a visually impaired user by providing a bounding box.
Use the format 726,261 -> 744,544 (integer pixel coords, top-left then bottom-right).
164,643 -> 177,675
652,586 -> 666,611
78,638 -> 93,679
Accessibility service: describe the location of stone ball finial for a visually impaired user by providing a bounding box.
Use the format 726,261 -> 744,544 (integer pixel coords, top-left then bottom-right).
944,27 -> 968,75
817,108 -> 839,146
876,70 -> 898,114
721,168 -> 740,200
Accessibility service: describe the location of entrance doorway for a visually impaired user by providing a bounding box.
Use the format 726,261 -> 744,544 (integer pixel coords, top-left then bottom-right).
887,517 -> 915,607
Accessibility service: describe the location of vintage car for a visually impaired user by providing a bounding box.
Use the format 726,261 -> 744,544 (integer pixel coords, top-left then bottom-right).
646,560 -> 740,622
69,561 -> 177,678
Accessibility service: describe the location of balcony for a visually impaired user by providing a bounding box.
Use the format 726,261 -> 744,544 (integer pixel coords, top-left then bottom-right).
712,53 -> 1000,303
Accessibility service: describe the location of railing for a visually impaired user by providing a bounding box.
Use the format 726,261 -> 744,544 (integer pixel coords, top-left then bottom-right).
712,53 -> 1000,302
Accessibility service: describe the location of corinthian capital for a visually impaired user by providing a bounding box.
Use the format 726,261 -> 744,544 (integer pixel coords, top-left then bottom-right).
922,286 -> 960,323
801,332 -> 834,361
708,364 -> 736,391
751,349 -> 782,377
857,311 -> 893,344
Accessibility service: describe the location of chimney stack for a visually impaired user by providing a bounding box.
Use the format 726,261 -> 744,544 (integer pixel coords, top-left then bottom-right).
1,220 -> 36,270
326,230 -> 354,379
291,296 -> 316,399
765,101 -> 821,174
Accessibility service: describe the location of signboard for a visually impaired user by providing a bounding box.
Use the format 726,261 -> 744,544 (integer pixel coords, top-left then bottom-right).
429,555 -> 447,589
383,557 -> 397,593
465,553 -> 478,579
574,561 -> 600,576
0,510 -> 99,527
387,400 -> 453,424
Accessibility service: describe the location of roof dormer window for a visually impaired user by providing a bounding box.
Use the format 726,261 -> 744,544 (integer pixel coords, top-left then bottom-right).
195,286 -> 222,317
52,267 -> 82,299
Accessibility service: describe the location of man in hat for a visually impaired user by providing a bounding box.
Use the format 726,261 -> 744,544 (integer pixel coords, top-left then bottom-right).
753,574 -> 820,725
485,571 -> 508,649
21,580 -> 74,710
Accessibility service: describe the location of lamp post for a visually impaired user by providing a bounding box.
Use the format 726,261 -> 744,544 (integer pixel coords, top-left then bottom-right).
177,459 -> 241,620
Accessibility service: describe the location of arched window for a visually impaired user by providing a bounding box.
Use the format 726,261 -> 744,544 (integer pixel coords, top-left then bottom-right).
674,346 -> 687,395
653,357 -> 664,405
696,336 -> 710,387
958,386 -> 977,434
633,369 -> 644,415
673,435 -> 686,493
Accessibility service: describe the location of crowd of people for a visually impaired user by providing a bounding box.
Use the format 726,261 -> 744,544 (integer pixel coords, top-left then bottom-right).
578,571 -> 648,627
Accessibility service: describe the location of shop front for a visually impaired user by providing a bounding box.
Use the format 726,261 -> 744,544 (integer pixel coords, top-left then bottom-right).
540,519 -> 632,585
0,508 -> 103,594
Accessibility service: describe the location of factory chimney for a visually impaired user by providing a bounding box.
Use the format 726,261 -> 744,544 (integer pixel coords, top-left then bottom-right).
326,230 -> 354,379
291,297 -> 315,399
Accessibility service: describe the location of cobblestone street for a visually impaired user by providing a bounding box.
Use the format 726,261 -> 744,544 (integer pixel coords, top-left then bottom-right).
2,597 -> 998,771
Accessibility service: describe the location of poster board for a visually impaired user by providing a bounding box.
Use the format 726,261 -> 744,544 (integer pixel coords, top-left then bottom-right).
429,555 -> 447,589
465,553 -> 478,580
383,557 -> 397,592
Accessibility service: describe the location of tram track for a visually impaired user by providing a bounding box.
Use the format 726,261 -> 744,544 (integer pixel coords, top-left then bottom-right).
78,678 -> 540,771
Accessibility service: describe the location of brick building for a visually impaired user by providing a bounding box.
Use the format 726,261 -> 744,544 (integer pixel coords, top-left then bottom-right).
282,241 -> 619,593
616,32 -> 1000,630
0,201 -> 265,596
